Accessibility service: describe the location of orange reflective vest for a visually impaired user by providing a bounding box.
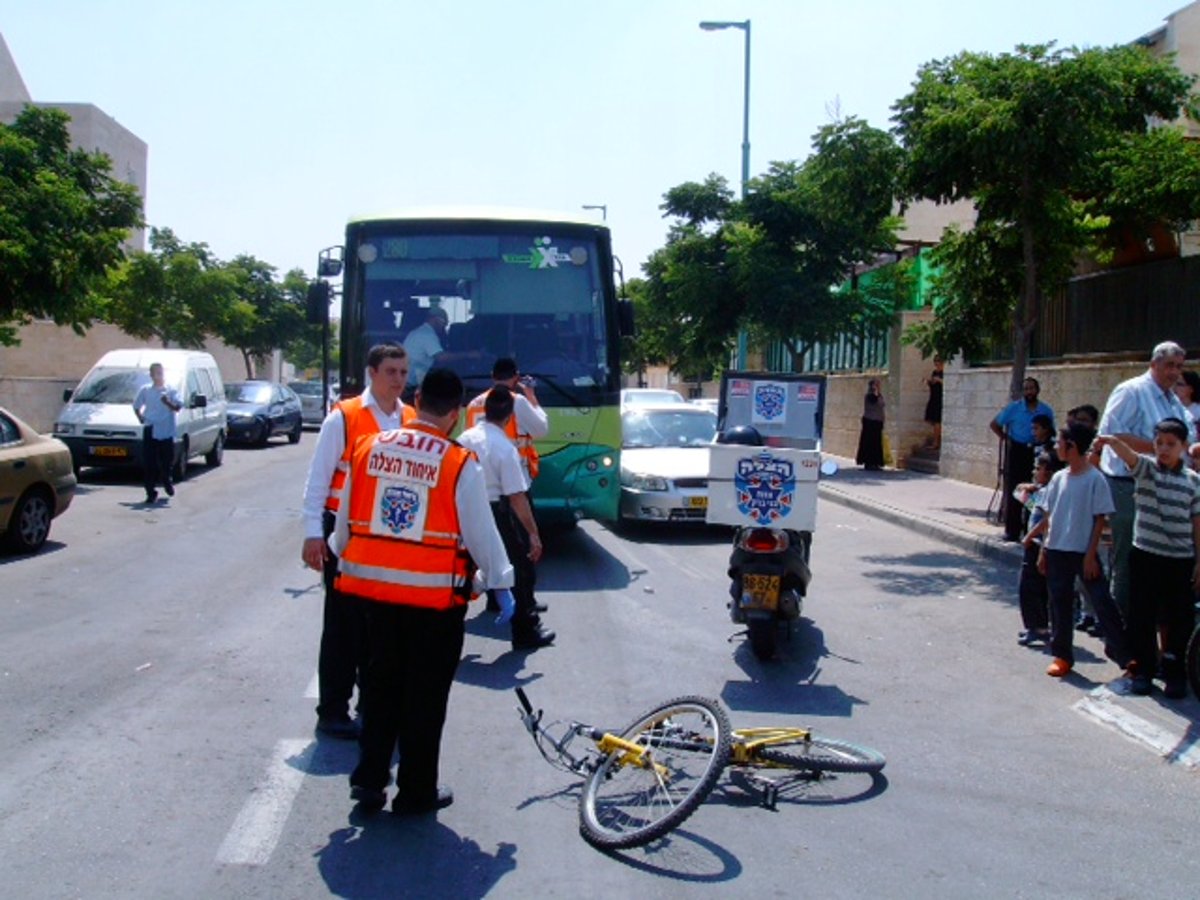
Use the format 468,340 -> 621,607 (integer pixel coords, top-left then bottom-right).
324,396 -> 415,513
335,424 -> 476,610
465,388 -> 540,479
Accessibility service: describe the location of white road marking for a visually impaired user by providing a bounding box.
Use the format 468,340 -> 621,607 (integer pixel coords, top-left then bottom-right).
305,671 -> 319,699
216,739 -> 313,865
1073,686 -> 1200,769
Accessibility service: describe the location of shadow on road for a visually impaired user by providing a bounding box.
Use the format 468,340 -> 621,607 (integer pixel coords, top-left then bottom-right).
720,621 -> 869,719
316,816 -> 516,900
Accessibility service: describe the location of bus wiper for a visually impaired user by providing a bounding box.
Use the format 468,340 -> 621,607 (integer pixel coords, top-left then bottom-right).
522,372 -> 589,408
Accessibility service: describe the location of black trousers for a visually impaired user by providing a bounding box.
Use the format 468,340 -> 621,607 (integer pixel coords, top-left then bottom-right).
1128,546 -> 1196,680
351,601 -> 467,805
142,428 -> 174,494
317,510 -> 365,719
1003,440 -> 1035,540
1018,542 -> 1049,631
1044,548 -> 1129,668
490,498 -> 541,637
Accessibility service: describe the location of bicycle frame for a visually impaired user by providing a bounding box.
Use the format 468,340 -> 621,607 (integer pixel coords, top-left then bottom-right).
728,727 -> 813,766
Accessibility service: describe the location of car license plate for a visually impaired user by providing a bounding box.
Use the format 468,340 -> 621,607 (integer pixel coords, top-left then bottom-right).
90,445 -> 128,458
741,573 -> 780,610
685,496 -> 708,508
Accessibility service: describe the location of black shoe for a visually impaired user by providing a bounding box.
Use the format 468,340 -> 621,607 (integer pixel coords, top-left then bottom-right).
316,714 -> 361,740
1128,674 -> 1153,695
1075,614 -> 1096,633
512,626 -> 556,651
392,785 -> 453,814
534,601 -> 549,613
164,483 -> 175,497
145,490 -> 158,504
1162,678 -> 1187,700
350,784 -> 386,811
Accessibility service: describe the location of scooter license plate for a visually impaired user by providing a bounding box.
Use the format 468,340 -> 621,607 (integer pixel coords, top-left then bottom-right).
741,574 -> 780,610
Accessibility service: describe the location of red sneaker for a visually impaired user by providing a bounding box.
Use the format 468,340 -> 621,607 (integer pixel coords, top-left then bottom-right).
1046,658 -> 1072,678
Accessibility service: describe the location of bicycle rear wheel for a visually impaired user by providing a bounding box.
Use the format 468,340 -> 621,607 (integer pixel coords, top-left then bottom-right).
754,734 -> 885,774
579,696 -> 731,850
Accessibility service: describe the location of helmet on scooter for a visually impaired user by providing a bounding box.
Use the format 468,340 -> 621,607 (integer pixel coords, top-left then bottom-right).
717,425 -> 764,446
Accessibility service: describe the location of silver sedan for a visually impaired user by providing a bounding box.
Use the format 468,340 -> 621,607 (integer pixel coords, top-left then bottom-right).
619,404 -> 717,523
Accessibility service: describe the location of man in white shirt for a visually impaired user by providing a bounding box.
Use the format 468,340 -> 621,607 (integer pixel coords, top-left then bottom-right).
300,344 -> 412,739
1098,341 -> 1198,614
459,385 -> 555,650
403,307 -> 484,387
132,362 -> 183,504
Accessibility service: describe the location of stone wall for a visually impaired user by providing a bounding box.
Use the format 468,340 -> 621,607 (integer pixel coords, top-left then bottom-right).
0,321 -> 248,432
939,358 -> 1165,487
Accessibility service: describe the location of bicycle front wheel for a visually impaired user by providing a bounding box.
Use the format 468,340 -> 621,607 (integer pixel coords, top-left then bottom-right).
754,734 -> 885,774
579,696 -> 731,850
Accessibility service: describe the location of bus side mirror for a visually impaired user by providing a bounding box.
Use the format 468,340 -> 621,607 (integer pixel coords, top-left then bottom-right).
306,281 -> 331,325
617,298 -> 635,338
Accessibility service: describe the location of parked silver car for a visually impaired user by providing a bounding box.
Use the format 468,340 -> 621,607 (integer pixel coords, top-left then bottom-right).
288,381 -> 328,427
619,404 -> 718,523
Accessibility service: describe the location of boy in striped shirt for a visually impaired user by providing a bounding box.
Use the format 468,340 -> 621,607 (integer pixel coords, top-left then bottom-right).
1094,418 -> 1200,698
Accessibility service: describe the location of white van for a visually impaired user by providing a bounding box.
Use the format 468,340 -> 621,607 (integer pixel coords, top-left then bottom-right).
54,349 -> 228,479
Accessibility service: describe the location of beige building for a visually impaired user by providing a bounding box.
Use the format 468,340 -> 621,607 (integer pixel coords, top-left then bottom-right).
0,33 -> 244,432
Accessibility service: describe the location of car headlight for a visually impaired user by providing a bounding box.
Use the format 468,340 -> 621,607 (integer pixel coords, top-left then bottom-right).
54,423 -> 75,435
624,473 -> 669,492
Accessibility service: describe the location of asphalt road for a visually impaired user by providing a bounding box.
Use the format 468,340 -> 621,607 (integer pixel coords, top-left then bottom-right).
2,438 -> 1197,899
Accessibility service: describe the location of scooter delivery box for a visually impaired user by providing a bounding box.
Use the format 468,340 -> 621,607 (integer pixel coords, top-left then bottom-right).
707,371 -> 826,530
707,445 -> 820,530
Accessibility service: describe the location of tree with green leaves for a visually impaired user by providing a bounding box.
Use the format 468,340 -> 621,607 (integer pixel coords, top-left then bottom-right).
894,42 -> 1200,397
0,106 -> 142,345
639,118 -> 908,375
103,227 -> 236,349
216,257 -> 308,378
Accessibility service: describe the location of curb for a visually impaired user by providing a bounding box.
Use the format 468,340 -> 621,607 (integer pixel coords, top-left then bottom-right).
817,482 -> 1024,567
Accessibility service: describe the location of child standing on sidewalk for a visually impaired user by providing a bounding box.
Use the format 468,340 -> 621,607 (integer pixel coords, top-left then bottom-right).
1015,451 -> 1061,647
1036,423 -> 1130,678
1094,418 -> 1200,698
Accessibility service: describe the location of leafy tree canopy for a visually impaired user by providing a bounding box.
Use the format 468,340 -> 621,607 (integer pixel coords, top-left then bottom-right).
216,256 -> 309,378
0,106 -> 143,344
102,227 -> 236,349
636,117 -> 908,374
894,43 -> 1200,393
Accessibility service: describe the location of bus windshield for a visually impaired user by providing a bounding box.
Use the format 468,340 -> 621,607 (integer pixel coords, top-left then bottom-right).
352,230 -> 612,403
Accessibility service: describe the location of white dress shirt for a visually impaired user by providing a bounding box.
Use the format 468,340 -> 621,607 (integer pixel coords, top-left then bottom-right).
1098,371 -> 1195,477
403,323 -> 444,385
458,421 -> 528,501
301,389 -> 406,539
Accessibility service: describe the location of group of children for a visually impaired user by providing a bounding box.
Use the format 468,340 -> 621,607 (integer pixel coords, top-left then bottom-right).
1013,404 -> 1200,698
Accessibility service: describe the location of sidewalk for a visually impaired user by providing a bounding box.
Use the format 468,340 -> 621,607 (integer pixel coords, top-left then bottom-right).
817,454 -> 1200,768
818,454 -> 1022,566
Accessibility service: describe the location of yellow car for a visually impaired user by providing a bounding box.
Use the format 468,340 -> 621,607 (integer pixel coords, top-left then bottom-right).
0,406 -> 77,554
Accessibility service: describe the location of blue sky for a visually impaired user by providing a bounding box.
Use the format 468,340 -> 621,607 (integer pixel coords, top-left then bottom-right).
1,0 -> 1186,280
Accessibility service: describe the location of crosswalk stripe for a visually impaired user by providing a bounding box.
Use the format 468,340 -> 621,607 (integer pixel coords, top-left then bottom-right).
216,739 -> 313,865
1073,686 -> 1200,768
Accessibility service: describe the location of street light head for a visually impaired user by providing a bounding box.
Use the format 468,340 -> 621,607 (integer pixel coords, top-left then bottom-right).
699,20 -> 748,31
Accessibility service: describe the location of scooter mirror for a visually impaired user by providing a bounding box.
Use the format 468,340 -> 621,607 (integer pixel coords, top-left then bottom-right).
819,458 -> 839,477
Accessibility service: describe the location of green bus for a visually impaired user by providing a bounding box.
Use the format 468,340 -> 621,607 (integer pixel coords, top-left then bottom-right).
315,207 -> 632,526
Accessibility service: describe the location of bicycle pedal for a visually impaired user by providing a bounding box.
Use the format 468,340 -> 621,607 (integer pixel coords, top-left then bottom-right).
761,784 -> 779,811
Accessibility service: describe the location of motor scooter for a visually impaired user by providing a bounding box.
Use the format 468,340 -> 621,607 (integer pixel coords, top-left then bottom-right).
727,525 -> 812,660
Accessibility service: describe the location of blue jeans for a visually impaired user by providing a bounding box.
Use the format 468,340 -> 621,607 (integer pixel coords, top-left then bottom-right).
1043,548 -> 1129,668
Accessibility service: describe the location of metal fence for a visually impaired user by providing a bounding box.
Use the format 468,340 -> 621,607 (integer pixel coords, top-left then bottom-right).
764,327 -> 889,374
1033,256 -> 1200,359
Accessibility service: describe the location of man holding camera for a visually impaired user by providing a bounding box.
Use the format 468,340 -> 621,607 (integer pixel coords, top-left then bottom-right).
465,358 -> 552,633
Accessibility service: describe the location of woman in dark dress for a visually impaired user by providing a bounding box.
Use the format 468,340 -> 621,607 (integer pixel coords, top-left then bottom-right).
856,378 -> 886,470
924,356 -> 944,450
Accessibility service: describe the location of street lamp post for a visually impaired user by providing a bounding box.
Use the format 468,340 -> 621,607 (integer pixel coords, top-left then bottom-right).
582,204 -> 607,221
699,18 -> 751,367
